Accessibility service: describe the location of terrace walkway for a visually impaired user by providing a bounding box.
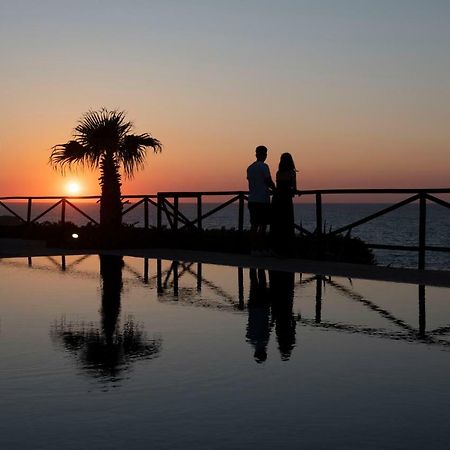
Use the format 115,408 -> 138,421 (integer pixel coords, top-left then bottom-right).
1,238 -> 449,287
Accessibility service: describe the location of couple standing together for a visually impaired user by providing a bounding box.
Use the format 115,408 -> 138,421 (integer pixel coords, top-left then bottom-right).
247,145 -> 298,256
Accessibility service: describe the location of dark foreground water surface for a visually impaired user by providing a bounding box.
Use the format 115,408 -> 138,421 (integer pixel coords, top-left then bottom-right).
1,255 -> 450,449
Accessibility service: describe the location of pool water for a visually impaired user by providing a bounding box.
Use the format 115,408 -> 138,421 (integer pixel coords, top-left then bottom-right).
0,255 -> 449,450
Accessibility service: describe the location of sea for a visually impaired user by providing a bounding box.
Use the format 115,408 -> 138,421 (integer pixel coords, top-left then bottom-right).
2,200 -> 449,270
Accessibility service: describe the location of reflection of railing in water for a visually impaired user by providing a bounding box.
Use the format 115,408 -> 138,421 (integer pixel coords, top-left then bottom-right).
306,278 -> 438,343
117,259 -> 448,346
5,255 -> 450,349
2,188 -> 449,269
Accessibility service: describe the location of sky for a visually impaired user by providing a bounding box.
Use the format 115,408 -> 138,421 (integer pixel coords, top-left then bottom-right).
0,0 -> 449,199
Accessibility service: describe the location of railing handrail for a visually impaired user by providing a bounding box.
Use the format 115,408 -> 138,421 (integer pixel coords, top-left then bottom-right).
0,195 -> 158,200
2,187 -> 449,201
297,188 -> 450,195
157,191 -> 246,197
0,196 -> 102,200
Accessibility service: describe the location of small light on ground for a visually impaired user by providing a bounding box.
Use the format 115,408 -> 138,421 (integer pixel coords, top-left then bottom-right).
72,233 -> 79,239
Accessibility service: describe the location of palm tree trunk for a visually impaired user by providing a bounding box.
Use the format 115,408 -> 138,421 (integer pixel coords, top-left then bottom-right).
100,255 -> 123,346
99,154 -> 122,232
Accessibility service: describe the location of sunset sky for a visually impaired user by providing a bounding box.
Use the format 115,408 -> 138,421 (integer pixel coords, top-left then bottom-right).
1,0 -> 449,198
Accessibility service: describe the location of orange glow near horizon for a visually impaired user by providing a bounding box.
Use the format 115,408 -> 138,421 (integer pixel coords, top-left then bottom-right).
0,133 -> 449,204
66,181 -> 82,195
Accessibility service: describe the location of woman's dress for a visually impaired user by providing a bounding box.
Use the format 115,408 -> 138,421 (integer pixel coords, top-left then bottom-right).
270,172 -> 296,255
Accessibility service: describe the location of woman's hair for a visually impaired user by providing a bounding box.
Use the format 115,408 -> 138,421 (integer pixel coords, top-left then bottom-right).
278,153 -> 297,172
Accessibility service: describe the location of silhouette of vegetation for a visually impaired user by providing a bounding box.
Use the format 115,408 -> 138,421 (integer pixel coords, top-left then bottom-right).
49,109 -> 162,231
10,221 -> 375,264
0,215 -> 22,226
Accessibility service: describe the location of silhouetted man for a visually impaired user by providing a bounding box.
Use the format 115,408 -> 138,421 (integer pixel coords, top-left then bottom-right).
246,268 -> 271,363
247,145 -> 275,255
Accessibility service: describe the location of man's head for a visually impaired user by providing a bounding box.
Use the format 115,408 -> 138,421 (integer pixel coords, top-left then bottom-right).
255,145 -> 268,161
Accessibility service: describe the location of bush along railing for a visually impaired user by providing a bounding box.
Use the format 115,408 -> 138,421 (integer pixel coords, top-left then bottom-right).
1,188 -> 449,269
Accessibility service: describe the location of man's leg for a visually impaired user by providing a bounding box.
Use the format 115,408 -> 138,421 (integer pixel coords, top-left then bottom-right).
258,202 -> 271,254
249,203 -> 260,253
250,224 -> 263,254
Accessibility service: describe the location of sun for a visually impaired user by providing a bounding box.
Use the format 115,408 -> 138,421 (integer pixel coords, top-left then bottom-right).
66,181 -> 82,195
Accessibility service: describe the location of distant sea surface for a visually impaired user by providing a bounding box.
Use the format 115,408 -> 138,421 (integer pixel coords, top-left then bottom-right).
3,201 -> 449,270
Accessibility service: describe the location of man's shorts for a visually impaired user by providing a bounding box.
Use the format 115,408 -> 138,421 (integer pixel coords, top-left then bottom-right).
248,202 -> 271,226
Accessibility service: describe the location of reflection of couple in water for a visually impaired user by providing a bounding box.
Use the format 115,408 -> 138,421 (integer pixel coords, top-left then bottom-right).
246,268 -> 296,363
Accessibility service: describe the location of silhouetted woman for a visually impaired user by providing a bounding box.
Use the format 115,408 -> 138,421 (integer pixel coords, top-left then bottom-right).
270,153 -> 297,255
269,270 -> 296,360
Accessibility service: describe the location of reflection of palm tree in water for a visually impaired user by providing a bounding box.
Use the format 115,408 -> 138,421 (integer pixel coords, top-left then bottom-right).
246,269 -> 271,363
269,271 -> 296,361
100,254 -> 123,347
51,255 -> 161,382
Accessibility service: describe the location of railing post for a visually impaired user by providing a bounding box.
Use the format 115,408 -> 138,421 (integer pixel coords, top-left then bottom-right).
173,261 -> 179,297
27,198 -> 32,224
418,192 -> 426,270
157,259 -> 163,294
173,195 -> 179,231
197,194 -> 202,231
61,198 -> 66,225
144,196 -> 149,229
157,194 -> 162,232
197,262 -> 202,291
315,193 -> 323,258
315,275 -> 322,323
238,192 -> 244,234
418,284 -> 426,337
238,267 -> 244,310
143,257 -> 149,283
315,193 -> 322,236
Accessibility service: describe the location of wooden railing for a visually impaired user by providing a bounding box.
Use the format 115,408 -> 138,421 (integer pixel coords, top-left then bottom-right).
1,188 -> 449,269
0,196 -> 103,226
155,189 -> 450,270
301,189 -> 450,270
0,195 -> 158,227
156,191 -> 247,232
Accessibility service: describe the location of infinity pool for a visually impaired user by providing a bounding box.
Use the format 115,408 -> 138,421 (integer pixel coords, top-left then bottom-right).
0,255 -> 449,449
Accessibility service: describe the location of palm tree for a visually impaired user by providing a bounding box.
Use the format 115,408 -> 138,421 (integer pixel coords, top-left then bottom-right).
50,108 -> 162,229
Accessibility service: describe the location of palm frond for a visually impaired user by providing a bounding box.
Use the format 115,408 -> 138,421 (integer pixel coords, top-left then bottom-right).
49,141 -> 99,173
74,108 -> 133,153
119,133 -> 162,178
